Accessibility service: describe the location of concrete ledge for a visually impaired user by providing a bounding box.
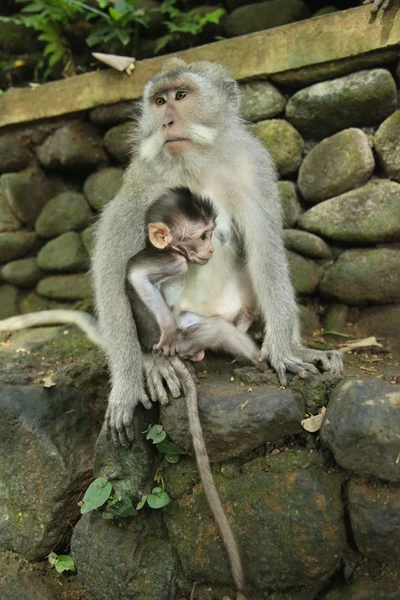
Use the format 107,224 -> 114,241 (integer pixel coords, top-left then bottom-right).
1,5 -> 400,128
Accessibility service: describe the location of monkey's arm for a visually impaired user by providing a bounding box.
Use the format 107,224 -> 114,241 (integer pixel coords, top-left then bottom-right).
126,251 -> 188,356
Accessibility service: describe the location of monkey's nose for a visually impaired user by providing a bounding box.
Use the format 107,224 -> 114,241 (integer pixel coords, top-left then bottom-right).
162,118 -> 174,128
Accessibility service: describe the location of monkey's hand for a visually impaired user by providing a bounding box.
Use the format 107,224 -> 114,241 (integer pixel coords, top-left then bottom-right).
154,323 -> 180,357
260,338 -> 320,387
291,345 -> 343,376
362,0 -> 392,12
106,383 -> 152,447
143,353 -> 182,406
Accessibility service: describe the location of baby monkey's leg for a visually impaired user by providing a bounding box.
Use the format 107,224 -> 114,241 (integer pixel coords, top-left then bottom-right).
234,307 -> 255,333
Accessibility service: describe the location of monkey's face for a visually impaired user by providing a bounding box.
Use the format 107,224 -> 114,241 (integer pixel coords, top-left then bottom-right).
138,63 -> 238,161
179,223 -> 215,265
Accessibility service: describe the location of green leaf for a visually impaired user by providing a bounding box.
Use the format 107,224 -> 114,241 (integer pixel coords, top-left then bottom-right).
147,487 -> 171,509
54,555 -> 76,574
105,496 -> 137,518
156,439 -> 186,455
108,6 -> 122,21
136,495 -> 147,510
47,552 -> 57,566
146,424 -> 166,444
102,511 -> 115,519
80,477 -> 112,514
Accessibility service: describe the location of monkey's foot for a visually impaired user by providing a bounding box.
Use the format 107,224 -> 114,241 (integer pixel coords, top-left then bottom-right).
143,353 -> 182,405
105,385 -> 151,447
362,0 -> 392,13
293,346 -> 343,375
188,350 -> 205,362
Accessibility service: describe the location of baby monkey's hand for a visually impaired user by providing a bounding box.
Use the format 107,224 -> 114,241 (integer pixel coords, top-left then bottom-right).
154,322 -> 180,357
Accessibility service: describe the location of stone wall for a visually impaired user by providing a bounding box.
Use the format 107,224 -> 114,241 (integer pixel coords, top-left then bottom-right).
1,56 -> 400,338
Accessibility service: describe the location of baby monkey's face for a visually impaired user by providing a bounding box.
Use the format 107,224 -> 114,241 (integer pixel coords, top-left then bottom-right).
180,221 -> 215,265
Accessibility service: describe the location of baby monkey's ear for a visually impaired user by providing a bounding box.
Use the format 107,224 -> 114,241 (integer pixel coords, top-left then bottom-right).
148,222 -> 172,249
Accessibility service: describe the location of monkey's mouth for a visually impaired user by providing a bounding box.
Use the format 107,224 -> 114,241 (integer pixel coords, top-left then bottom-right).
164,138 -> 190,145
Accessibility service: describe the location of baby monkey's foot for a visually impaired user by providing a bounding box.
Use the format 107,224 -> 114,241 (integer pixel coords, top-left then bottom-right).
154,327 -> 180,357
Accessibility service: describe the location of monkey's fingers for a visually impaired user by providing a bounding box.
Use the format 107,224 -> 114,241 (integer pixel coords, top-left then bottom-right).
159,365 -> 181,398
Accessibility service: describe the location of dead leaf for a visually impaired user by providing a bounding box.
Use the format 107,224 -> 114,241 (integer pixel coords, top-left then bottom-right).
301,406 -> 327,433
42,376 -> 56,388
240,400 -> 248,410
339,336 -> 383,354
92,52 -> 135,74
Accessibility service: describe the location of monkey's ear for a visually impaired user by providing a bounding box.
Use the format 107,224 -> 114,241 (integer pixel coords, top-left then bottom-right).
148,222 -> 172,249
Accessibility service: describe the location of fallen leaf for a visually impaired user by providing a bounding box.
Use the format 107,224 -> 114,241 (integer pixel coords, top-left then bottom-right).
230,376 -> 235,382
92,52 -> 135,74
340,336 -> 383,354
247,387 -> 253,392
301,406 -> 327,433
240,400 -> 248,410
42,376 -> 56,388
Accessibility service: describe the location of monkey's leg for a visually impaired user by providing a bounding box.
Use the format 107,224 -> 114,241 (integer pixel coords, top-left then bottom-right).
291,342 -> 343,376
170,358 -> 246,594
234,308 -> 255,333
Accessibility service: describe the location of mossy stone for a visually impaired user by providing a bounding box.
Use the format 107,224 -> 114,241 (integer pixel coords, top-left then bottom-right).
81,224 -> 97,257
287,250 -> 320,294
19,291 -> 71,314
298,128 -> 374,203
278,181 -> 301,228
0,131 -> 31,174
35,192 -> 91,239
375,109 -> 400,182
357,304 -> 400,338
37,274 -> 91,301
240,80 -> 286,122
323,303 -> 349,333
286,69 -> 397,138
284,229 -> 332,259
37,231 -> 89,272
0,231 -> 39,264
83,167 -> 123,211
2,258 -> 44,288
320,248 -> 400,304
0,283 -> 19,319
0,188 -> 20,233
103,122 -> 133,165
224,0 -> 309,37
298,180 -> 400,244
251,119 -> 304,176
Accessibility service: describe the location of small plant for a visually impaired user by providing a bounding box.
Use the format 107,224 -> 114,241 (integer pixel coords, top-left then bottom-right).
136,487 -> 171,510
48,552 -> 76,574
144,423 -> 186,464
80,476 -> 112,514
155,0 -> 225,54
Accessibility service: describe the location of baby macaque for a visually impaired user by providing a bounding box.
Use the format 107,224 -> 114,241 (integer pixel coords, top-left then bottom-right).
126,186 -> 259,365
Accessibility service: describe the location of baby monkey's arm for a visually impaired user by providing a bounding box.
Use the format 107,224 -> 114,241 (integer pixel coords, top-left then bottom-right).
127,250 -> 188,356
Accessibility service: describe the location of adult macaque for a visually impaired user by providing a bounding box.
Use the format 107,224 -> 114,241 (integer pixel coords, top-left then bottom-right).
126,185 -> 259,365
0,58 -> 343,448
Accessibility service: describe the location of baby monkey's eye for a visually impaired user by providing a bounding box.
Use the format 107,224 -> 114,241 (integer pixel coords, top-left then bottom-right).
155,97 -> 166,106
200,232 -> 207,241
176,90 -> 187,101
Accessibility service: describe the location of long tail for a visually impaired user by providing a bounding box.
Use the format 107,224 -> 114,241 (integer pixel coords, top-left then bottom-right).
0,310 -> 102,347
171,357 -> 245,592
182,317 -> 259,365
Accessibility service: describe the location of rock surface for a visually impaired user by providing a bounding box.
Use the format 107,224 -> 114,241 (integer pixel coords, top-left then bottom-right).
0,132 -> 31,174
225,0 -> 309,37
81,224 -> 97,257
71,512 -> 178,600
322,578 -> 400,600
89,100 -> 139,126
1,167 -> 64,226
348,479 -> 400,566
103,122 -> 133,164
37,231 -> 89,272
251,119 -> 304,176
35,192 -> 91,239
284,229 -> 332,259
36,122 -> 107,170
278,181 -> 302,227
321,379 -> 400,482
0,382 -> 101,560
37,274 -> 91,300
357,304 -> 400,338
0,231 -> 39,264
374,109 -> 400,182
299,180 -> 400,244
286,69 -> 397,137
0,189 -> 20,232
83,167 -> 123,211
160,376 -> 304,462
0,284 -> 19,319
320,248 -> 400,304
240,80 -> 286,121
298,128 -> 374,203
1,258 -> 44,288
164,459 -> 345,592
287,250 -> 320,294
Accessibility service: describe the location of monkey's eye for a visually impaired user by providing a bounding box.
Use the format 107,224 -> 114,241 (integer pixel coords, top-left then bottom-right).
175,90 -> 187,101
200,232 -> 207,241
155,96 -> 166,106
